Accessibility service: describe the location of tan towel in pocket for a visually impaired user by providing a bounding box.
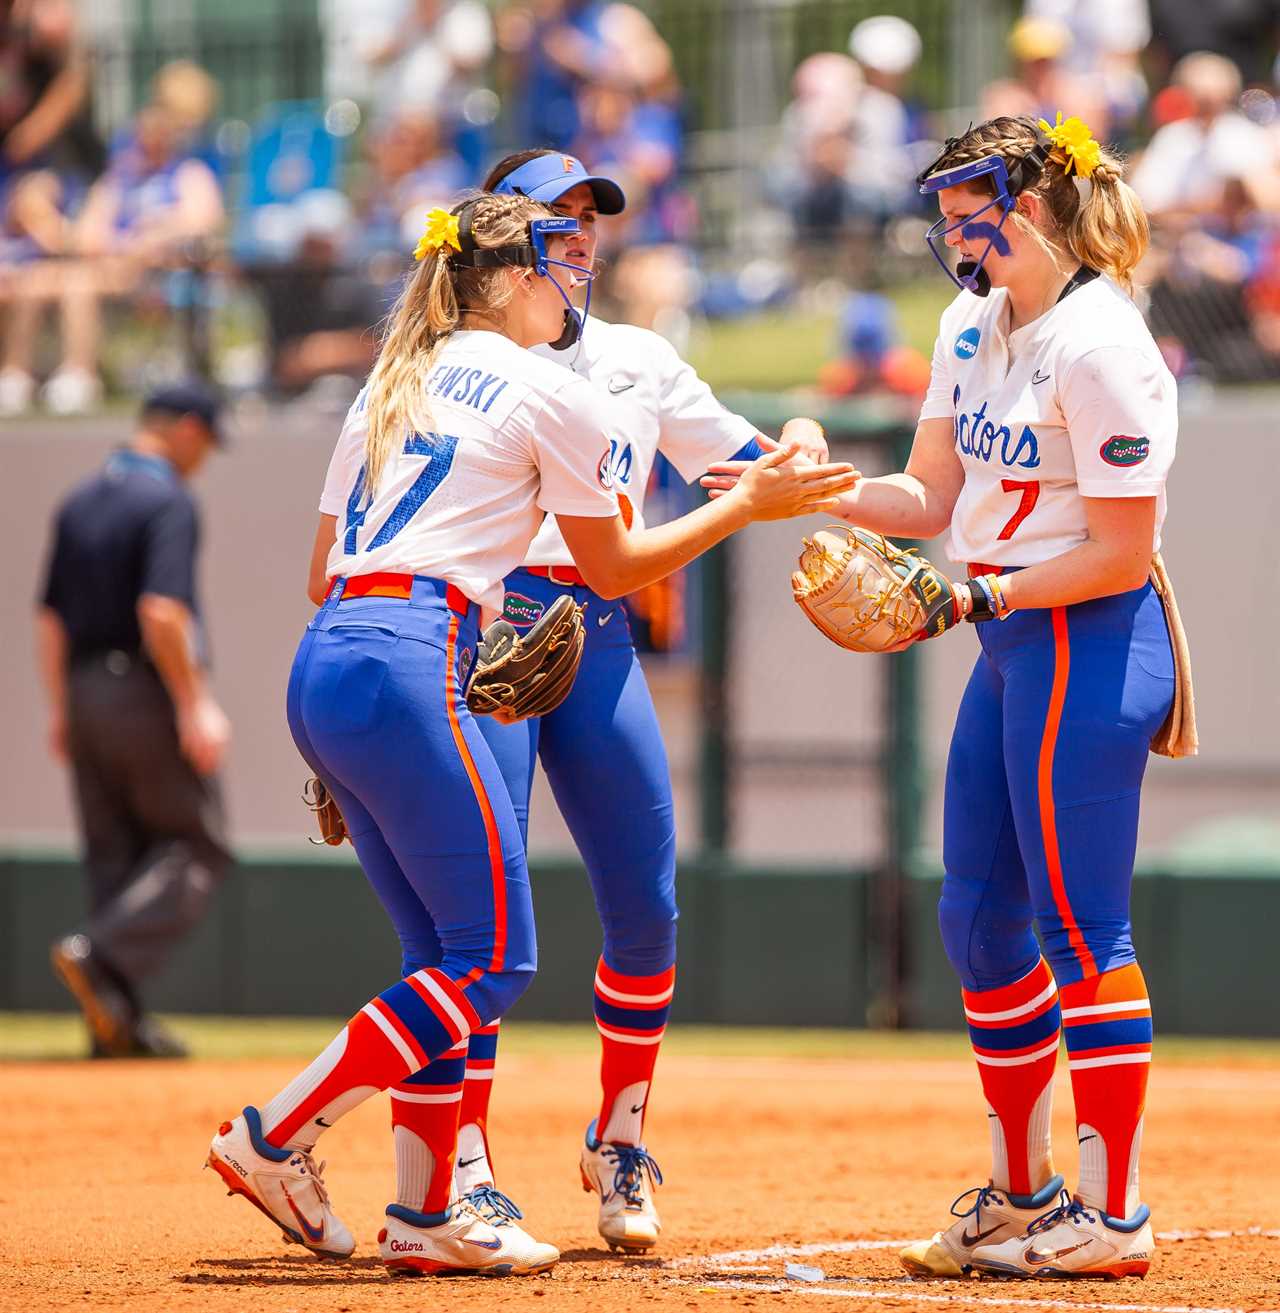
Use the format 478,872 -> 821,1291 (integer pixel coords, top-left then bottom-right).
1148,552 -> 1197,758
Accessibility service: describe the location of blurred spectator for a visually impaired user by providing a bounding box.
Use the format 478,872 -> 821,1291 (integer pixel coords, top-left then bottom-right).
361,0 -> 493,123
1023,0 -> 1151,142
37,382 -> 232,1059
147,60 -> 222,175
1147,0 -> 1280,87
247,192 -> 382,400
817,290 -> 931,398
982,16 -> 1108,140
499,0 -> 609,150
847,15 -> 929,211
1130,53 -> 1280,221
38,104 -> 225,413
354,108 -> 469,263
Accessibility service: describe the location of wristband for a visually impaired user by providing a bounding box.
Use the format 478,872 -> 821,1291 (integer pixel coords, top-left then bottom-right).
964,573 -> 1012,623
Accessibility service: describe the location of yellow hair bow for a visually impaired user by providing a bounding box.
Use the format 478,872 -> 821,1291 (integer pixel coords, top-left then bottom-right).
1038,112 -> 1101,179
413,208 -> 461,261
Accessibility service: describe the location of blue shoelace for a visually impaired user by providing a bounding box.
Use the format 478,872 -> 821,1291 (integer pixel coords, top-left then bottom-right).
602,1144 -> 663,1205
463,1184 -> 524,1226
1027,1191 -> 1091,1235
949,1182 -> 1006,1225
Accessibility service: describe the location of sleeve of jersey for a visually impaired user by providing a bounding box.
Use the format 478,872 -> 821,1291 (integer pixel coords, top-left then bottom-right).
652,336 -> 758,480
917,327 -> 956,422
531,381 -> 623,518
318,404 -> 367,516
1060,346 -> 1175,498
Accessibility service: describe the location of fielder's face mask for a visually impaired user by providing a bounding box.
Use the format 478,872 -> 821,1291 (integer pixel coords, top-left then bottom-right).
917,134 -> 1050,296
452,201 -> 595,351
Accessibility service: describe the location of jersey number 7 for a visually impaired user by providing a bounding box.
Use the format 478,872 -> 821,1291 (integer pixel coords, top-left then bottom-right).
344,433 -> 459,554
997,478 -> 1040,541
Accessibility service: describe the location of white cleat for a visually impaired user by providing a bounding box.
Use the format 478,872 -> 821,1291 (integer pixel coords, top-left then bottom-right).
207,1107 -> 354,1259
899,1176 -> 1064,1278
379,1199 -> 558,1277
579,1119 -> 663,1253
971,1194 -> 1154,1279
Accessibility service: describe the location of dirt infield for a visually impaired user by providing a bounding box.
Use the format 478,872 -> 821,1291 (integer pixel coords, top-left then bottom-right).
3,1038 -> 1279,1313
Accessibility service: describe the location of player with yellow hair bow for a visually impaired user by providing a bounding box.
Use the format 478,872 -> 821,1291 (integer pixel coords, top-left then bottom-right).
413,208 -> 462,261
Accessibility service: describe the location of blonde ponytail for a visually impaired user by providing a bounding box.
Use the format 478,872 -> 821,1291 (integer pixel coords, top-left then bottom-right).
1064,156 -> 1149,295
362,192 -> 555,500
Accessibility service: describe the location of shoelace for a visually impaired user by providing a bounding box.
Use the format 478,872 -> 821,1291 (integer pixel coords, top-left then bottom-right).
294,1151 -> 332,1209
602,1144 -> 663,1207
949,1182 -> 1005,1226
1026,1191 -> 1092,1235
463,1185 -> 524,1226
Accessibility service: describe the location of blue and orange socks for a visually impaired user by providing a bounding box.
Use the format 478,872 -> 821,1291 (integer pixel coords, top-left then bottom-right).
963,957 -> 1061,1198
390,1041 -> 468,1216
258,967 -> 480,1152
593,958 -> 674,1146
1061,962 -> 1152,1220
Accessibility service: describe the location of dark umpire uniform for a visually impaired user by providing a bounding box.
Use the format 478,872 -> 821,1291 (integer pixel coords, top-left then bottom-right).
36,383 -> 233,1057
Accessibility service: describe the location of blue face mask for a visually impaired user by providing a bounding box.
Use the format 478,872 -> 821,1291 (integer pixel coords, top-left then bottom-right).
918,155 -> 1018,298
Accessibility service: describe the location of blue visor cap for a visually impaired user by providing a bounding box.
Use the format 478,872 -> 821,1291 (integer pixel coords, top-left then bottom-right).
494,153 -> 626,215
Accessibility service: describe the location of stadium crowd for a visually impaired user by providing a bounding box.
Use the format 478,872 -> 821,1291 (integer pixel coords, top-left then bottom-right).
3,0 -> 1280,415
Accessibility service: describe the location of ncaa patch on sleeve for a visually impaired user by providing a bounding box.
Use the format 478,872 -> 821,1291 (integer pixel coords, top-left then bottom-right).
1100,435 -> 1150,466
954,327 -> 981,359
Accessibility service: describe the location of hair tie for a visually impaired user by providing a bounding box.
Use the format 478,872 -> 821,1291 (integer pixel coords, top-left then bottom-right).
413,207 -> 462,261
1038,112 -> 1101,179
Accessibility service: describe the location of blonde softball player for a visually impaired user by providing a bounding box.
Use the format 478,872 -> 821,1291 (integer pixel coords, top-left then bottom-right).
708,112 -> 1181,1278
206,192 -> 857,1277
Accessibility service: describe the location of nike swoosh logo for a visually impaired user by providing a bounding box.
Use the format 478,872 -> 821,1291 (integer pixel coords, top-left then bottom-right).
280,1182 -> 326,1242
1031,369 -> 1051,384
462,1236 -> 504,1250
314,1117 -> 332,1127
1026,1241 -> 1091,1265
961,1222 -> 1005,1247
630,1104 -> 645,1114
608,378 -> 634,394
1078,1133 -> 1098,1143
458,1155 -> 485,1169
597,610 -> 615,627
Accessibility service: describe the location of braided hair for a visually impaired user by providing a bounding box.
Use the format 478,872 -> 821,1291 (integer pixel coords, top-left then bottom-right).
924,116 -> 1148,294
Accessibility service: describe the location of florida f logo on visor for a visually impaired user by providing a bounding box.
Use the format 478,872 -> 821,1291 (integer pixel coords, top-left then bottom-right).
917,136 -> 1049,297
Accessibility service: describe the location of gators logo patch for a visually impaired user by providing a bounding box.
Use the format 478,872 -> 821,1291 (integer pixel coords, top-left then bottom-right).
1100,434 -> 1150,467
502,592 -> 544,628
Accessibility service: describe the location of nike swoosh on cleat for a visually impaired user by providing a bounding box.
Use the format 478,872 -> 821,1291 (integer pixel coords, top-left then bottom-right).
280,1183 -> 326,1242
461,1236 -> 505,1250
961,1223 -> 1005,1246
1026,1241 -> 1091,1265
458,1155 -> 485,1169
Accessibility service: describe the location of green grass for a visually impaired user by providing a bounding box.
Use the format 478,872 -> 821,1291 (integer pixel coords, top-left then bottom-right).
686,281 -> 953,394
5,1013 -> 1280,1065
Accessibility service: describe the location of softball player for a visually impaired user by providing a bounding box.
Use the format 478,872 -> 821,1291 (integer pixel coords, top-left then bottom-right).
412,150 -> 829,1254
205,191 -> 857,1277
711,113 -> 1175,1279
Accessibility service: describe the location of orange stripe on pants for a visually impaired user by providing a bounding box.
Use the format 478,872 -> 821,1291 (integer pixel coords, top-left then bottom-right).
443,616 -> 508,973
1038,607 -> 1097,978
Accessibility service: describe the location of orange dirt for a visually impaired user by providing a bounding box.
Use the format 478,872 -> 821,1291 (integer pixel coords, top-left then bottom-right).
3,1049 -> 1278,1312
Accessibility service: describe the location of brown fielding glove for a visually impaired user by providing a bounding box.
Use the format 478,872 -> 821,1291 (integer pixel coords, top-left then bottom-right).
466,592 -> 586,723
791,526 -> 967,652
303,776 -> 349,846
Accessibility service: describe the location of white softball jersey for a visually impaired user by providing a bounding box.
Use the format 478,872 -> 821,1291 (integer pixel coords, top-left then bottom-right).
522,316 -> 760,567
919,274 -> 1176,567
318,330 -> 619,610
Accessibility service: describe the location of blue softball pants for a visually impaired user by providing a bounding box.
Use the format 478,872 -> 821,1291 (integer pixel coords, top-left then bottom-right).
940,581 -> 1175,991
476,568 -> 679,978
285,577 -> 536,1023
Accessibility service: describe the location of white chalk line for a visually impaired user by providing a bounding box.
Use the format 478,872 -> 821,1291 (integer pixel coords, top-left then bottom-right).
669,1228 -> 1279,1271
674,1277 -> 1280,1313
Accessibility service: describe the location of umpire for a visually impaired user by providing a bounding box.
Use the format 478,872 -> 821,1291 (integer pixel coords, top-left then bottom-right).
35,382 -> 233,1058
